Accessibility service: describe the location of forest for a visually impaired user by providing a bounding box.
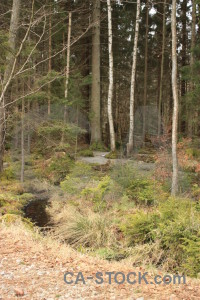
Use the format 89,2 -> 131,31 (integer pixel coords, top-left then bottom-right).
0,0 -> 200,299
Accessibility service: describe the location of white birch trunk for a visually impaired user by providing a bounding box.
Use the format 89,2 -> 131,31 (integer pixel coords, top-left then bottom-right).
171,0 -> 179,195
62,11 -> 72,143
127,0 -> 140,156
107,0 -> 115,152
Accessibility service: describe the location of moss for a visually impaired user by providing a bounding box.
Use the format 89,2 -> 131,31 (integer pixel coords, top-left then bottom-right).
105,151 -> 118,159
78,149 -> 94,157
90,142 -> 107,151
0,214 -> 34,229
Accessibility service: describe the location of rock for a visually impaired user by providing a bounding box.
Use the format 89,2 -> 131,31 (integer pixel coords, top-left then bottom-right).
14,288 -> 24,296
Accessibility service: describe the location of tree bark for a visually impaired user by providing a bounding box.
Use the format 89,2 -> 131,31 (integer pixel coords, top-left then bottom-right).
21,97 -> 25,183
158,0 -> 166,137
0,0 -> 21,172
48,0 -> 52,116
142,1 -> 149,146
90,0 -> 101,144
127,0 -> 140,156
107,0 -> 115,151
188,0 -> 196,136
61,11 -> 72,143
171,0 -> 179,196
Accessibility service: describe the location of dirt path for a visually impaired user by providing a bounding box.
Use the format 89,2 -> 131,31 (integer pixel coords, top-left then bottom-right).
78,151 -> 155,177
0,225 -> 200,300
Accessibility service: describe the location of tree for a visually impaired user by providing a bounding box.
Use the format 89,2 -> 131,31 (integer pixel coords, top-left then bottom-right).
90,0 -> 101,144
158,0 -> 166,137
107,0 -> 115,151
127,0 -> 140,156
171,0 -> 179,195
142,1 -> 149,145
0,0 -> 21,172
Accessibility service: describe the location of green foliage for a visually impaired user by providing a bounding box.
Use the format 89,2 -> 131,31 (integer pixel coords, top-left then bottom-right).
126,178 -> 165,206
78,149 -> 94,157
60,162 -> 97,194
0,166 -> 16,181
81,176 -> 111,209
186,148 -> 200,160
121,212 -> 159,245
46,155 -> 74,184
105,151 -> 118,159
111,163 -> 137,188
90,142 -> 107,151
181,236 -> 200,277
121,197 -> 200,276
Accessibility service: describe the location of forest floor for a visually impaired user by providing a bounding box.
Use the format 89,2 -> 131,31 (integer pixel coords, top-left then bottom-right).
0,223 -> 200,300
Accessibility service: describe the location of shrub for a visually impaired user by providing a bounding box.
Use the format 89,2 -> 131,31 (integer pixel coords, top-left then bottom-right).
121,212 -> 160,245
39,155 -> 74,184
111,163 -> 137,188
60,162 -> 97,194
121,197 -> 200,276
81,176 -> 111,210
181,236 -> 200,277
0,166 -> 15,180
126,178 -> 165,206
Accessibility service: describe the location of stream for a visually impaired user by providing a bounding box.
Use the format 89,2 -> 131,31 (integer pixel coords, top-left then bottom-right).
23,195 -> 50,227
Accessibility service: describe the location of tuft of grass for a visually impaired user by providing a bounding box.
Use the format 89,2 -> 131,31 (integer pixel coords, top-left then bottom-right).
50,206 -> 118,249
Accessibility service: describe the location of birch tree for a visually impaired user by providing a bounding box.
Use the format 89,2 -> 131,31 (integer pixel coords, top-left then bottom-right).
90,0 -> 101,144
61,11 -> 72,143
171,0 -> 179,195
107,0 -> 115,152
127,0 -> 140,156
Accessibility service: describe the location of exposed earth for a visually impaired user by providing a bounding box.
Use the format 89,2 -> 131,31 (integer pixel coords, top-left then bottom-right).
0,224 -> 200,300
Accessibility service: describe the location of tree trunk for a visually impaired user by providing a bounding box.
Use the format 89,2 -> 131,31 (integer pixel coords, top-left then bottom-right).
48,0 -> 52,116
188,0 -> 196,136
61,11 -> 72,143
158,0 -> 166,137
21,97 -> 25,183
127,0 -> 140,156
142,1 -> 149,146
171,0 -> 179,196
107,0 -> 115,151
180,0 -> 187,133
90,0 -> 101,144
0,0 -> 21,172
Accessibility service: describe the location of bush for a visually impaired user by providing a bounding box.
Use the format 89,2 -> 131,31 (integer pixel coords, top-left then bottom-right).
60,162 -> 97,194
126,178 -> 166,206
111,163 -> 137,188
38,155 -> 74,184
121,212 -> 160,245
0,166 -> 15,180
121,197 -> 200,276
